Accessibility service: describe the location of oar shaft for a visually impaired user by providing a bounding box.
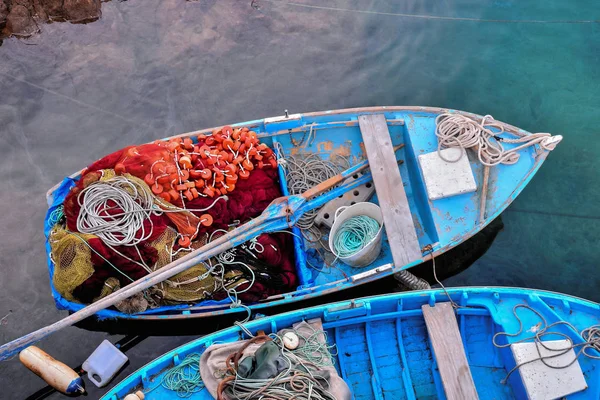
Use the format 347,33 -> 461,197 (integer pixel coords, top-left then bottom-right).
0,144 -> 407,359
0,212 -> 280,360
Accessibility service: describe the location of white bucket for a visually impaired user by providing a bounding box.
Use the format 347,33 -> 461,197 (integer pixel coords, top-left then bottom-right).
329,202 -> 384,268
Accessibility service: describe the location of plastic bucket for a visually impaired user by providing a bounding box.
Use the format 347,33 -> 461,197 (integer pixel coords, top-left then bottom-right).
329,202 -> 384,268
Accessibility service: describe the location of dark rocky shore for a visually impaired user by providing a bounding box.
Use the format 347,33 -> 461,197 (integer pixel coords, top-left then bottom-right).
0,0 -> 102,42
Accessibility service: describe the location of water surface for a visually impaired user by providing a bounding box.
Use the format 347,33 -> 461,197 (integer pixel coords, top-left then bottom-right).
0,0 -> 598,397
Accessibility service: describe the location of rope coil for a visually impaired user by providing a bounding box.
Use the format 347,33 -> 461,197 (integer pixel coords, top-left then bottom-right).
332,215 -> 380,258
435,113 -> 560,167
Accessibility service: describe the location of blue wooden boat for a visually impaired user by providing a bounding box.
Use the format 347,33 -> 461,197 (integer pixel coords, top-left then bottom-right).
44,107 -> 561,320
103,287 -> 600,399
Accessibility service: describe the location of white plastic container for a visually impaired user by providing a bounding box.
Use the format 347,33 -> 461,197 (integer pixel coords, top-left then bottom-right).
329,202 -> 384,268
82,340 -> 128,388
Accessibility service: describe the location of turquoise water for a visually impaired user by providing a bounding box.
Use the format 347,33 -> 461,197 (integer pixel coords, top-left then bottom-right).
0,0 -> 598,397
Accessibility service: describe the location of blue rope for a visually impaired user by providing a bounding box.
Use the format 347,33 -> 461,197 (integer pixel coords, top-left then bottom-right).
48,205 -> 64,226
333,215 -> 380,257
160,353 -> 205,398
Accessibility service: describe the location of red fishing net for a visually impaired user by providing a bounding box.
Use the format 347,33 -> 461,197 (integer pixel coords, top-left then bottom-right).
53,128 -> 296,310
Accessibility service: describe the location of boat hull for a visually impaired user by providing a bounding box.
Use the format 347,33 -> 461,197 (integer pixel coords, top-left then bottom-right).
102,287 -> 600,400
45,107 -> 555,320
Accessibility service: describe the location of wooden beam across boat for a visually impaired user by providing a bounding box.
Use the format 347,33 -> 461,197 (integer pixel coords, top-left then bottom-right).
358,114 -> 421,266
422,302 -> 479,400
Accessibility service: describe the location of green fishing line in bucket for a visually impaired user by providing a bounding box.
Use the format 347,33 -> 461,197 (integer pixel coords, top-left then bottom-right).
332,215 -> 380,258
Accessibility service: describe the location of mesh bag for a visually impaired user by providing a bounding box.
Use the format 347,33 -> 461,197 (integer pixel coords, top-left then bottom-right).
49,225 -> 97,302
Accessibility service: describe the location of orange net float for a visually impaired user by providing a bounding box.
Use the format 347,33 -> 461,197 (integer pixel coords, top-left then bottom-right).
175,184 -> 187,192
200,169 -> 212,180
239,169 -> 250,180
226,175 -> 238,185
199,213 -> 213,227
183,138 -> 194,150
178,236 -> 191,247
159,192 -> 172,202
199,145 -> 210,158
179,156 -> 192,169
203,186 -> 216,198
178,169 -> 190,181
232,129 -> 241,140
214,173 -> 225,183
151,182 -> 164,194
223,138 -> 234,151
195,180 -> 205,189
225,164 -> 238,174
144,174 -> 155,186
166,164 -> 177,175
221,125 -> 233,137
168,189 -> 180,201
151,160 -> 168,174
184,189 -> 194,201
242,159 -> 254,171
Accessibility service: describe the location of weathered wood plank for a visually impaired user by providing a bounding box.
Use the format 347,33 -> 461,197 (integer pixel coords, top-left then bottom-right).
422,303 -> 479,400
358,114 -> 421,266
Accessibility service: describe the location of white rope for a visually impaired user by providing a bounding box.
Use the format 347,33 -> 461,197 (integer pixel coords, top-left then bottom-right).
77,176 -> 156,247
435,113 -> 560,167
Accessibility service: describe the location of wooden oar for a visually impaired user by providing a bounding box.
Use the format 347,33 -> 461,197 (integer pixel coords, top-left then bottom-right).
0,146 -> 404,360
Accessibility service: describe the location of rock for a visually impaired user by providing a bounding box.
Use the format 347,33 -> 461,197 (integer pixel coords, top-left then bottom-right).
0,0 -> 8,31
0,0 -> 102,41
5,4 -> 38,37
39,0 -> 67,20
63,0 -> 101,23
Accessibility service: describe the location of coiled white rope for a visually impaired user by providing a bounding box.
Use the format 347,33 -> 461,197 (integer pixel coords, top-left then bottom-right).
435,113 -> 560,166
77,176 -> 157,247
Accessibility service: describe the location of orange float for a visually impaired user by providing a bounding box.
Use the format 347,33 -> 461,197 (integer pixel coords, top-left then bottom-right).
178,236 -> 191,247
203,186 -> 215,197
239,169 -> 250,180
144,174 -> 155,186
200,169 -> 212,180
152,183 -> 163,194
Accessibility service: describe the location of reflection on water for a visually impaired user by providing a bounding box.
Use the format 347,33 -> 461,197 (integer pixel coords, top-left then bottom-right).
0,0 -> 599,396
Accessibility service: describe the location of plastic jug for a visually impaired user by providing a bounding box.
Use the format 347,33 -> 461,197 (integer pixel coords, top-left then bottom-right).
82,340 -> 128,387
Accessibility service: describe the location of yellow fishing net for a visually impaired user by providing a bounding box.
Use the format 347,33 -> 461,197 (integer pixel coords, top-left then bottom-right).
49,225 -> 97,302
149,228 -> 219,304
49,168 -> 244,311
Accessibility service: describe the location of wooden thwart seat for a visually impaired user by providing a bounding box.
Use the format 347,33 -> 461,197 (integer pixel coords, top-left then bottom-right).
358,114 -> 421,266
422,303 -> 479,400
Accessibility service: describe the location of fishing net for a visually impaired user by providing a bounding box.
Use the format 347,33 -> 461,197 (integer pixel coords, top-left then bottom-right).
48,130 -> 296,313
49,225 -> 97,302
149,227 -> 221,304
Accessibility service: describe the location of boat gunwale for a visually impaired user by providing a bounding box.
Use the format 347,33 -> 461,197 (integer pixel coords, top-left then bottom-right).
45,106 -> 536,198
